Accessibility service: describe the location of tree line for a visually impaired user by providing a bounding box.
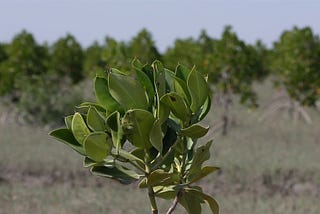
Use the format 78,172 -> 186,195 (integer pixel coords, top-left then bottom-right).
0,26 -> 319,128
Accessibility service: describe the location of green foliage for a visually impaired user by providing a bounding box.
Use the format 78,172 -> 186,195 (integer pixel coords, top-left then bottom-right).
208,26 -> 261,106
50,34 -> 84,83
50,60 -> 219,214
271,26 -> 320,106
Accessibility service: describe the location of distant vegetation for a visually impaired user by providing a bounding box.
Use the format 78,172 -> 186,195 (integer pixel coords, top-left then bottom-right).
0,26 -> 319,129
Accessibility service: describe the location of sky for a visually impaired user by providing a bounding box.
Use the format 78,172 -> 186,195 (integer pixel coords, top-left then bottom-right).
0,0 -> 320,52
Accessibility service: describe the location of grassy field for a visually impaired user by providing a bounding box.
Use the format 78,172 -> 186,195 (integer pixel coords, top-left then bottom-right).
0,81 -> 319,214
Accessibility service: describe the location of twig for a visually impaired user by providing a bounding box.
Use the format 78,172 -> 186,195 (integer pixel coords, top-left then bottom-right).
166,191 -> 182,214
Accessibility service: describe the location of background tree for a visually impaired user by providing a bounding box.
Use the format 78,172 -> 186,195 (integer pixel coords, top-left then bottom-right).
163,37 -> 203,71
263,26 -> 320,123
207,26 -> 263,135
1,30 -> 48,101
50,34 -> 84,83
83,41 -> 104,78
128,29 -> 162,63
101,36 -> 130,70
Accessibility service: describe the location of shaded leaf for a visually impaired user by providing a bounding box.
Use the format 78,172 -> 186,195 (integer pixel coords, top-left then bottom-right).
189,141 -> 212,176
160,92 -> 191,122
149,119 -> 163,153
185,188 -> 219,214
91,164 -> 140,184
94,76 -> 121,112
180,124 -> 209,138
188,166 -> 220,184
122,109 -> 155,148
49,128 -> 85,155
87,107 -> 106,132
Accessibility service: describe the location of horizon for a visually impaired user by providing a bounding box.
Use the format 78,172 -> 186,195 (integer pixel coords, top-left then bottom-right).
1,0 -> 320,52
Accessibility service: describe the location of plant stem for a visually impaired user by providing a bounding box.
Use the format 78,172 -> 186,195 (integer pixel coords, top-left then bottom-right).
166,191 -> 182,214
145,150 -> 158,214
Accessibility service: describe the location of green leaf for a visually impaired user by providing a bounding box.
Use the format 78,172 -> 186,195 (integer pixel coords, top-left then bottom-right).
71,113 -> 91,145
64,115 -> 73,130
152,60 -> 166,98
179,191 -> 202,214
83,132 -> 112,162
135,66 -> 155,105
155,186 -> 176,199
139,169 -> 179,188
87,107 -> 106,132
188,166 -> 220,184
108,73 -> 148,110
49,128 -> 85,155
158,101 -> 170,124
106,111 -> 123,150
185,188 -> 219,214
115,149 -> 144,167
91,164 -> 140,184
180,124 -> 209,138
174,77 -> 191,104
189,141 -> 212,176
199,95 -> 211,121
176,64 -> 192,82
187,68 -> 209,113
160,92 -> 191,122
94,76 -> 121,112
122,109 -> 155,149
149,120 -> 163,153
79,102 -> 106,113
83,157 -> 98,168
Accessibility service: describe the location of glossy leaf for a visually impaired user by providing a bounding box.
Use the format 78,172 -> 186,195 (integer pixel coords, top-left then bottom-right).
149,119 -> 163,153
122,109 -> 155,148
83,132 -> 112,162
188,68 -> 209,113
49,128 -> 85,155
160,92 -> 191,122
108,73 -> 148,110
94,76 -> 121,112
199,95 -> 211,121
91,164 -> 140,184
180,124 -> 209,138
87,107 -> 105,132
71,113 -> 91,145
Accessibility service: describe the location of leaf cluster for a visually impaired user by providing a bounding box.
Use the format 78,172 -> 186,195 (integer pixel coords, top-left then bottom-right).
50,60 -> 219,214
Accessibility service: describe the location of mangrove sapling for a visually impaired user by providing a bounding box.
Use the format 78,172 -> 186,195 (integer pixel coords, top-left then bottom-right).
49,59 -> 219,214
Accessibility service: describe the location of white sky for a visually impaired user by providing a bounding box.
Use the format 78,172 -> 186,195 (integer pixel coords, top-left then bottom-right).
1,0 -> 319,52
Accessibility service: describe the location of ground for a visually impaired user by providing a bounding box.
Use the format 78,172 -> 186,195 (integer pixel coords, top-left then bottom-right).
0,80 -> 319,214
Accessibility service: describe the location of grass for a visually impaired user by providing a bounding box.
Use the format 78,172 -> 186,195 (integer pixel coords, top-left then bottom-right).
0,80 -> 319,213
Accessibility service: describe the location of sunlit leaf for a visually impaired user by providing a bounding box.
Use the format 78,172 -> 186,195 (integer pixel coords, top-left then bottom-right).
71,112 -> 91,145
83,132 -> 112,162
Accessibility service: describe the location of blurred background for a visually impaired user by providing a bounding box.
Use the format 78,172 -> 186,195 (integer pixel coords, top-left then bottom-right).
0,0 -> 320,213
